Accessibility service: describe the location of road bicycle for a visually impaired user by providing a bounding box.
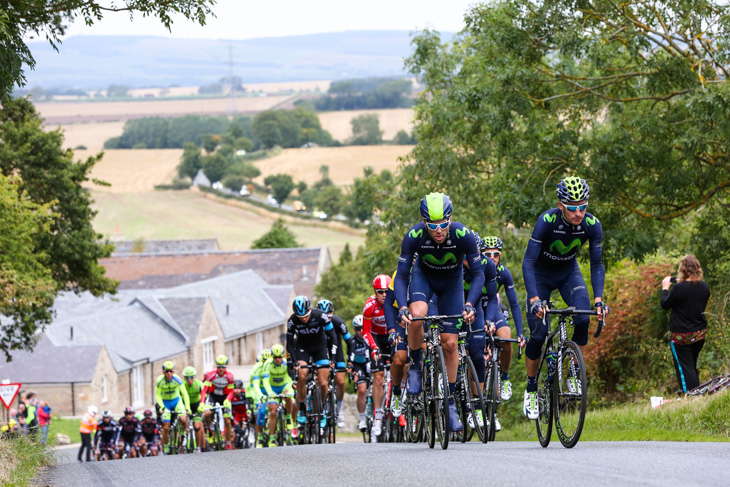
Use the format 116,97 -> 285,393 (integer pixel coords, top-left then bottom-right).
686,374 -> 730,397
535,303 -> 602,448
454,327 -> 488,443
268,394 -> 294,447
323,365 -> 337,444
205,404 -> 226,452
483,325 -> 523,441
298,363 -> 324,445
164,411 -> 187,455
349,367 -> 375,443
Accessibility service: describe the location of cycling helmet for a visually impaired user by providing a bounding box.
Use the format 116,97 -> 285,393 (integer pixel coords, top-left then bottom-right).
215,355 -> 229,366
102,409 -> 113,419
419,192 -> 452,222
233,379 -> 244,389
556,176 -> 590,203
316,299 -> 334,314
352,314 -> 364,329
256,353 -> 263,363
292,295 -> 311,316
143,409 -> 153,418
262,348 -> 273,361
372,274 -> 391,291
182,366 -> 196,378
271,343 -> 285,358
88,405 -> 98,415
482,236 -> 503,251
162,360 -> 174,371
124,406 -> 134,415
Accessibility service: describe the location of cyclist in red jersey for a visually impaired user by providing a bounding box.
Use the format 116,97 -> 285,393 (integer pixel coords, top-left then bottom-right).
362,274 -> 394,437
201,355 -> 236,450
229,380 -> 250,449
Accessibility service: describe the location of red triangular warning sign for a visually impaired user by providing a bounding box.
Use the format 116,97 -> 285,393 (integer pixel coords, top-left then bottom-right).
0,383 -> 22,408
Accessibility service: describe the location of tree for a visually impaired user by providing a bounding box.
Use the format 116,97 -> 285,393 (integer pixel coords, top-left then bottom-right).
255,120 -> 283,149
106,84 -> 128,98
178,142 -> 202,180
222,174 -> 246,192
349,114 -> 383,145
201,152 -> 228,183
202,134 -> 218,153
264,174 -> 295,206
393,130 -> 414,145
251,219 -> 301,249
0,0 -> 216,98
228,160 -> 260,182
314,185 -> 345,217
0,98 -> 117,358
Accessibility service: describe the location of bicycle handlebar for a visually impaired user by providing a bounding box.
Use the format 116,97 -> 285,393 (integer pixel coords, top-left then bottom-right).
409,314 -> 464,321
545,304 -> 606,338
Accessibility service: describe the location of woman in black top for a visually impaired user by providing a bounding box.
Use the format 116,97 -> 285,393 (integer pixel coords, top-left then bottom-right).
660,255 -> 711,394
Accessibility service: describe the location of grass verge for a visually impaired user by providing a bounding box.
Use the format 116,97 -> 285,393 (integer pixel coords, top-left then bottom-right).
0,437 -> 56,486
497,388 -> 730,442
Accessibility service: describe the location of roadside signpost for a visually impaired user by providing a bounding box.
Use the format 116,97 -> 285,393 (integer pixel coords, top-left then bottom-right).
0,382 -> 22,409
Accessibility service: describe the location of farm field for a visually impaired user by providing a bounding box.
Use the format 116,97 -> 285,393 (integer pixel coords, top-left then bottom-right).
50,121 -> 125,151
34,95 -> 293,123
319,108 -> 414,141
91,190 -> 364,258
76,149 -> 181,193
253,145 -> 412,186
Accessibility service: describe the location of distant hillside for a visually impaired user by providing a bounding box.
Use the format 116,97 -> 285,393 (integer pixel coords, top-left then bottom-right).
25,31 -> 452,90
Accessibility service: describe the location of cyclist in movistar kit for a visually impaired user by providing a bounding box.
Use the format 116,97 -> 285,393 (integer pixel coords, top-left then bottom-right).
182,366 -> 205,453
262,343 -> 295,447
396,192 -> 485,432
522,177 -> 608,420
316,299 -> 354,429
481,236 -> 526,404
155,361 -> 190,454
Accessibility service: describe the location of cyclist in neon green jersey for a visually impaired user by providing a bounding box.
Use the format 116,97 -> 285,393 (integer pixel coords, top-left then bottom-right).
262,343 -> 295,447
155,361 -> 190,453
251,349 -> 272,447
182,366 -> 205,453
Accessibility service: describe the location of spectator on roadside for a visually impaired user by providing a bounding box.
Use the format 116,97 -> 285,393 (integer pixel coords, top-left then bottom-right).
17,403 -> 27,433
661,255 -> 711,395
1,408 -> 21,438
25,396 -> 39,438
78,405 -> 98,463
38,400 -> 52,444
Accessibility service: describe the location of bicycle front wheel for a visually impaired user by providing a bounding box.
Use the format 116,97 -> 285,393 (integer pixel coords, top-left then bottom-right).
483,360 -> 498,442
432,346 -> 450,450
554,341 -> 587,448
463,356 -> 487,443
536,350 -> 553,448
405,392 -> 424,443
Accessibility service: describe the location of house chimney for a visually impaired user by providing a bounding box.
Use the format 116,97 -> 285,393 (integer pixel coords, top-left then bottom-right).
70,326 -> 73,341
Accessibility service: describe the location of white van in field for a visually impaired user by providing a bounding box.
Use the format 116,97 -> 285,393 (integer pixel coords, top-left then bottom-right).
239,187 -> 250,197
266,194 -> 278,206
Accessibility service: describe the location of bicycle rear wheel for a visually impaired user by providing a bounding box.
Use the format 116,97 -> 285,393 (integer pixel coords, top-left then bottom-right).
536,350 -> 553,447
483,360 -> 498,442
432,346 -> 450,450
554,341 -> 587,448
405,392 -> 424,443
326,389 -> 336,444
277,408 -> 286,447
311,388 -> 323,444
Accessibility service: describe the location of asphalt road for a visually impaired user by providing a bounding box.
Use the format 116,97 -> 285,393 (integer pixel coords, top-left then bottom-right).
41,441 -> 729,486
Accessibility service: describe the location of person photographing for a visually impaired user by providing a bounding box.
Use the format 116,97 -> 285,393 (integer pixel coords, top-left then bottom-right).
660,255 -> 710,395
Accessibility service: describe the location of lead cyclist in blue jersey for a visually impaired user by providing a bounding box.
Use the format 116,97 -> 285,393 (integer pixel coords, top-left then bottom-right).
395,192 -> 485,432
522,177 -> 609,420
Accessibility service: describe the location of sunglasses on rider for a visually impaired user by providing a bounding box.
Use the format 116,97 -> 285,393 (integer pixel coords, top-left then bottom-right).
424,220 -> 450,230
375,289 -> 387,295
483,251 -> 501,258
564,203 -> 588,212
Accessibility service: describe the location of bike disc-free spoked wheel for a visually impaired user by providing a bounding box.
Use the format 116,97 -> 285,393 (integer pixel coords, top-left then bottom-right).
536,350 -> 554,447
554,341 -> 587,448
484,360 -> 498,442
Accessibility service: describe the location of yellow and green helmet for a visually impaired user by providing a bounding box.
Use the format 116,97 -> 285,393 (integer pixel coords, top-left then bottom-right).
556,177 -> 590,203
419,192 -> 452,222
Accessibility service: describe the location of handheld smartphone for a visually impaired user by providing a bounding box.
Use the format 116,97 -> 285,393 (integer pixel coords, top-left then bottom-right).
670,277 -> 677,284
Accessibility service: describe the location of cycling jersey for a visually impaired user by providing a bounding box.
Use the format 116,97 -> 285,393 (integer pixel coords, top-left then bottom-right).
492,263 -> 524,336
262,358 -> 294,397
286,308 -> 337,367
249,361 -> 265,403
155,373 -> 191,412
183,378 -> 204,405
464,256 -> 499,330
202,369 -> 235,405
94,419 -> 119,446
362,295 -> 387,349
229,391 -> 249,422
139,419 -> 157,442
117,416 -> 141,443
330,314 -> 354,369
522,208 -> 605,299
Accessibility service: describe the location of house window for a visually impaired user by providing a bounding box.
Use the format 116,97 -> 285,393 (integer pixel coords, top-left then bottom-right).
101,375 -> 108,403
203,341 -> 214,371
256,333 -> 263,354
132,366 -> 144,407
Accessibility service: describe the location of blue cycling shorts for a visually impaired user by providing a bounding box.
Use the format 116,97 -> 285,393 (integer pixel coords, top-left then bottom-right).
410,264 -> 464,334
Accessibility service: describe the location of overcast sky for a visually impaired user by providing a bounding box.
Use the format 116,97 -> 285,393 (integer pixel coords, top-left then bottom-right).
58,0 -> 479,39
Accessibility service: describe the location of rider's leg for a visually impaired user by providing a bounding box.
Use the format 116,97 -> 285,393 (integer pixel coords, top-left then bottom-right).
372,371 -> 385,412
268,403 -> 277,436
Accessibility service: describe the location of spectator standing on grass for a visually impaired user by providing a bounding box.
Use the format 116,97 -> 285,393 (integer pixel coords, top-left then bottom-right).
16,403 -> 26,434
38,400 -> 52,444
661,255 -> 711,395
78,406 -> 98,462
25,397 -> 39,438
1,408 -> 20,438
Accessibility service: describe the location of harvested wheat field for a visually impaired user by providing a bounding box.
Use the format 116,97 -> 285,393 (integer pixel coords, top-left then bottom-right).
76,149 -> 181,193
34,95 -> 294,123
253,145 -> 413,187
48,121 -> 125,151
319,108 -> 414,141
92,190 -> 363,258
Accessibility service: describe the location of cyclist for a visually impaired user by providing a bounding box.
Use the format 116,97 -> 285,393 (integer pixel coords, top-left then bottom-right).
383,269 -> 413,423
286,295 -> 337,428
316,299 -> 354,428
347,314 -> 373,432
263,343 -> 295,447
522,177 -> 607,420
182,366 -> 206,453
138,410 -> 159,457
362,274 -> 396,437
249,351 -> 268,448
201,355 -> 235,450
94,410 -> 119,460
229,379 -> 250,449
155,361 -> 191,454
395,192 -> 485,432
481,236 -> 526,405
117,406 -> 141,458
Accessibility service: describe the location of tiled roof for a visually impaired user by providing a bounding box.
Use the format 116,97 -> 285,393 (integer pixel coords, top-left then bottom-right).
101,247 -> 330,297
111,239 -> 220,255
0,335 -> 101,384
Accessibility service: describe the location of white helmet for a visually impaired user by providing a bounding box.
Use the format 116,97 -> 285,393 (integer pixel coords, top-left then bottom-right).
352,314 -> 364,329
88,405 -> 98,415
